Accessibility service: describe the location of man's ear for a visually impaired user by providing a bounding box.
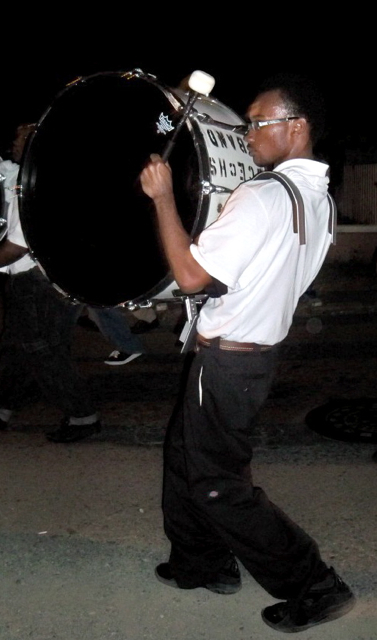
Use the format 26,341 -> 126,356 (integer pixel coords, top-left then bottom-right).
292,118 -> 307,135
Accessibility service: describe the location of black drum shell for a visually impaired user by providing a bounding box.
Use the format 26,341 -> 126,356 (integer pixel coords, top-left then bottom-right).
19,70 -> 253,307
19,71 -> 205,306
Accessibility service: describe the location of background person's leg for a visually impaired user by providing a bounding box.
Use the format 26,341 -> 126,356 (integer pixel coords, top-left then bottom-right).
88,307 -> 145,365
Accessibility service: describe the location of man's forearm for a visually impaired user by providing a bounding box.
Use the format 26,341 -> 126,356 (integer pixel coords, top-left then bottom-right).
153,194 -> 212,293
139,154 -> 212,293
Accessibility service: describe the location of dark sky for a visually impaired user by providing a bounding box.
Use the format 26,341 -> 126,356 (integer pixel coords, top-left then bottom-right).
1,24 -> 371,164
3,48 -> 342,133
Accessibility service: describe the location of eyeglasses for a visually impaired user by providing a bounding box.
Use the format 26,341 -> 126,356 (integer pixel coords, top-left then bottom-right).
247,117 -> 300,131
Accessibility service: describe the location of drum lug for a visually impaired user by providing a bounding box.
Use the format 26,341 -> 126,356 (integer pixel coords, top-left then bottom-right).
125,300 -> 154,311
201,181 -> 231,196
122,68 -> 158,83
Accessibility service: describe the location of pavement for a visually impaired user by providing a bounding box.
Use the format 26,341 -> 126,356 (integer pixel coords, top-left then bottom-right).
1,260 -> 377,639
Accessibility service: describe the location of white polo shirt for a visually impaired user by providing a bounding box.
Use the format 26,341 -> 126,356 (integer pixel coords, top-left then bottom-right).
0,158 -> 35,275
190,159 -> 333,345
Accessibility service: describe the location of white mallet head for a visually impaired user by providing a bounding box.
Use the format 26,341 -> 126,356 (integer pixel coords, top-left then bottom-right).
188,70 -> 215,96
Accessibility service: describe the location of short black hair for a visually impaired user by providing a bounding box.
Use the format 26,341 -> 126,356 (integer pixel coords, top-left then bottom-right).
256,72 -> 327,146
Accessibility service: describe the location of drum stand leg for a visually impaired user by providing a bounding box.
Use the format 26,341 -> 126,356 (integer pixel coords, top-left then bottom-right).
179,296 -> 203,353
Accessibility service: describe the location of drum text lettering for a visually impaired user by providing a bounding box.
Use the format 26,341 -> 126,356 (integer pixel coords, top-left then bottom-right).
206,129 -> 249,155
210,157 -> 256,182
236,138 -> 248,154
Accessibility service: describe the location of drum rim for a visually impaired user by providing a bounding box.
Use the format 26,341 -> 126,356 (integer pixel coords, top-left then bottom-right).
18,70 -> 208,306
17,69 -> 251,307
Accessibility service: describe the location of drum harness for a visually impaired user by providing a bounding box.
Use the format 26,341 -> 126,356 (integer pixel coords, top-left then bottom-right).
180,170 -> 337,353
0,174 -> 8,241
251,170 -> 337,247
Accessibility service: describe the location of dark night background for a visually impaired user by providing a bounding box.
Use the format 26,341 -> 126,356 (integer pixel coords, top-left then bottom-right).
1,21 -> 373,194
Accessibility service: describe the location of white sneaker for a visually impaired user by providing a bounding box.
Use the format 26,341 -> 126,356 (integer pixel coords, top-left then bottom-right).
104,351 -> 142,365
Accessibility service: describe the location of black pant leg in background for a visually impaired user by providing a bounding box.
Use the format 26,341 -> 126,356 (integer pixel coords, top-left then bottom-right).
0,267 -> 95,418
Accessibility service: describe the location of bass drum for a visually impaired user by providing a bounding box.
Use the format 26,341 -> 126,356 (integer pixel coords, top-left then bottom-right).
19,69 -> 258,307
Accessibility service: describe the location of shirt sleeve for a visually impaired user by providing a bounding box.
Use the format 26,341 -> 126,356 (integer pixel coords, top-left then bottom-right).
190,183 -> 270,289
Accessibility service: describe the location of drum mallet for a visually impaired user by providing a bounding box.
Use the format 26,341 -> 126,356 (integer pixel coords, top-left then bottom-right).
161,70 -> 215,162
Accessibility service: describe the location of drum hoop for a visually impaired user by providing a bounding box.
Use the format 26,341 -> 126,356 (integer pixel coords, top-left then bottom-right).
18,69 -> 178,272
18,70 -> 251,306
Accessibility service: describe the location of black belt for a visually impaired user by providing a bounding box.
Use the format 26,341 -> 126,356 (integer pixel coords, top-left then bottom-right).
196,334 -> 273,353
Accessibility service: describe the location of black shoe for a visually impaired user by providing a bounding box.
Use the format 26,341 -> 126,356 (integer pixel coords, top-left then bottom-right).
131,318 -> 159,334
0,418 -> 8,431
372,450 -> 377,462
261,567 -> 355,632
46,420 -> 101,443
155,556 -> 241,595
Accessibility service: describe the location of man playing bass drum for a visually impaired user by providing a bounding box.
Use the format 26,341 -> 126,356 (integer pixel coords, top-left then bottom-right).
139,72 -> 354,633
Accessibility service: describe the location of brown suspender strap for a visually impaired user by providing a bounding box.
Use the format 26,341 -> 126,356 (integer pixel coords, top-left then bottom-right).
251,171 -> 337,246
252,171 -> 306,245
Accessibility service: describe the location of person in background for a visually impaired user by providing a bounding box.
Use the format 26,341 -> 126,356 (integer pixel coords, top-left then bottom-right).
2,123 -> 146,369
0,124 -> 100,442
139,72 -> 354,633
0,126 -> 25,325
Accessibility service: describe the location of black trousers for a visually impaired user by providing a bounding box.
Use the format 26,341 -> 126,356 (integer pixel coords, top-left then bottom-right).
162,345 -> 327,600
0,267 -> 96,418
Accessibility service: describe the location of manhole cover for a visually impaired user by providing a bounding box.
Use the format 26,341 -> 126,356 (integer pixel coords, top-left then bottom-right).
305,398 -> 377,442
